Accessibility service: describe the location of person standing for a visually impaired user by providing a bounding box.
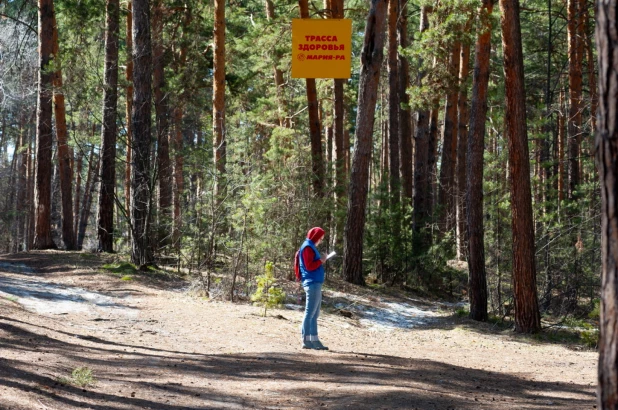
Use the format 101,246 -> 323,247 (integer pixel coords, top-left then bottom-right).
297,227 -> 328,350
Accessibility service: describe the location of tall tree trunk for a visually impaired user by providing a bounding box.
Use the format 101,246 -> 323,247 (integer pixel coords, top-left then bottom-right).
173,107 -> 184,250
567,0 -> 583,199
342,0 -> 388,285
77,147 -> 99,250
97,0 -> 120,253
438,43 -> 461,234
153,0 -> 172,249
131,0 -> 154,267
585,6 -> 597,131
27,134 -> 35,249
298,0 -> 325,197
387,0 -> 400,212
412,7 -> 431,249
398,0 -> 413,203
595,1 -> 618,405
213,0 -> 226,197
73,149 -> 83,240
500,0 -> 541,333
17,116 -> 28,251
33,0 -> 57,250
558,90 -> 566,202
264,0 -> 289,127
467,0 -> 492,322
332,0 -> 345,248
51,16 -> 76,250
428,105 -> 439,210
125,0 -> 133,226
456,34 -> 472,261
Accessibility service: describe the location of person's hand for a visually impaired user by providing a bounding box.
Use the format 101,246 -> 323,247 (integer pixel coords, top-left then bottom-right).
320,254 -> 326,263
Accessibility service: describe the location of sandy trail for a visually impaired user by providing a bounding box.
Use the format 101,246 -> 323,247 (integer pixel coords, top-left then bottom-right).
0,251 -> 597,409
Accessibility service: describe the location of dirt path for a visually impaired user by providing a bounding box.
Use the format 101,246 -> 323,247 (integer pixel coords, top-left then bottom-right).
0,251 -> 597,409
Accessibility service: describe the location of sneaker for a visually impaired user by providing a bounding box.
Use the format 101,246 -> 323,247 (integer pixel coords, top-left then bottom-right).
302,340 -> 314,349
312,340 -> 329,350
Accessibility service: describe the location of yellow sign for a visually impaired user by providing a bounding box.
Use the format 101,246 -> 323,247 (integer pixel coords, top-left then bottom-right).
291,19 -> 352,79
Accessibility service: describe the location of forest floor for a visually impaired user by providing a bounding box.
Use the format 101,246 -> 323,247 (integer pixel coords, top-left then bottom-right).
0,251 -> 598,409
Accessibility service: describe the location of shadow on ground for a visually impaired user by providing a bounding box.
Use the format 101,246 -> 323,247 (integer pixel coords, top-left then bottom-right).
0,313 -> 595,410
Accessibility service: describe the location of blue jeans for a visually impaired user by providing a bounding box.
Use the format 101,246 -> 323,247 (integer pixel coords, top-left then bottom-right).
301,282 -> 322,341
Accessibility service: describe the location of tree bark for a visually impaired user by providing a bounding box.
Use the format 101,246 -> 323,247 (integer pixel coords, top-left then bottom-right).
467,0 -> 492,322
558,90 -> 566,202
125,0 -> 133,225
438,42 -> 461,234
17,115 -> 28,251
567,0 -> 583,199
77,146 -> 99,250
412,7 -> 431,248
173,107 -> 184,250
596,1 -> 618,406
387,0 -> 400,212
332,0 -> 345,248
456,34 -> 471,261
131,0 -> 154,267
97,0 -> 120,253
27,134 -> 35,249
33,0 -> 57,250
398,0 -> 413,203
265,0 -> 289,128
213,0 -> 226,197
500,0 -> 541,333
342,0 -> 388,285
153,0 -> 172,249
298,0 -> 325,198
51,16 -> 77,250
73,148 -> 83,240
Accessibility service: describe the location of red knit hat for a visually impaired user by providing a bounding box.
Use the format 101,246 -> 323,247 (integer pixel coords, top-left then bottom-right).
306,227 -> 325,243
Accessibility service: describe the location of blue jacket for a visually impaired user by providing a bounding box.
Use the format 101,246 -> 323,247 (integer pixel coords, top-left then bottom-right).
299,239 -> 325,286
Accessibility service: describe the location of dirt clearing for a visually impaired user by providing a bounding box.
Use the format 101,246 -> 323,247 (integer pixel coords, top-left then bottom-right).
0,251 -> 597,409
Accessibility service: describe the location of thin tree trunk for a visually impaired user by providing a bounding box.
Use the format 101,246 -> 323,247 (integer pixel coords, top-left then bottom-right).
77,146 -> 98,250
398,0 -> 413,203
585,6 -> 597,131
97,0 -> 120,253
33,0 -> 57,250
73,149 -> 83,240
264,0 -> 289,127
500,0 -> 541,333
595,1 -> 618,405
153,0 -> 172,249
456,34 -> 471,261
17,115 -> 28,251
299,0 -> 325,198
173,107 -> 184,250
558,90 -> 566,201
428,105 -> 439,210
387,0 -> 400,213
412,6 -> 431,247
567,0 -> 583,199
27,134 -> 35,249
438,43 -> 461,234
466,0 -> 492,322
213,0 -> 226,197
332,0 -> 345,248
342,0 -> 388,285
131,0 -> 154,267
125,0 -> 133,226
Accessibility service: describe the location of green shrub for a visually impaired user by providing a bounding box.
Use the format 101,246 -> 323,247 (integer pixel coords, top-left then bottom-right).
581,330 -> 598,349
58,367 -> 96,388
251,262 -> 286,317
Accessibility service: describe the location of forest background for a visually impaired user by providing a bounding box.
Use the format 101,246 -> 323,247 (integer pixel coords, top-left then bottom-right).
0,0 -> 599,336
